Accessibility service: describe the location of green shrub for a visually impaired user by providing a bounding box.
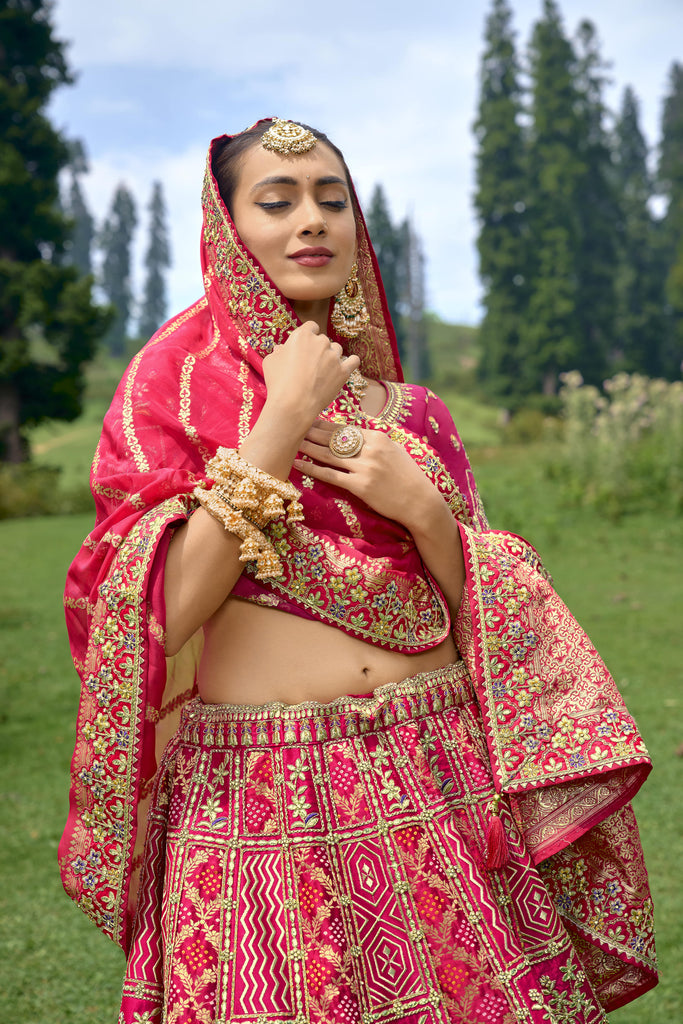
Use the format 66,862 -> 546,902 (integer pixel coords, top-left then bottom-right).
0,463 -> 94,519
551,371 -> 683,517
503,407 -> 549,444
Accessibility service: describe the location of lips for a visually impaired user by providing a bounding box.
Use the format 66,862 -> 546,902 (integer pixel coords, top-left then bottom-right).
288,247 -> 333,267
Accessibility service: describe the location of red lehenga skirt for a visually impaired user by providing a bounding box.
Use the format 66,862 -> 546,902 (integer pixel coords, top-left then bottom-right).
120,662 -> 654,1024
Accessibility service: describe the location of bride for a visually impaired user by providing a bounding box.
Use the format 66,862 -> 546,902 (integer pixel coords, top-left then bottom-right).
61,118 -> 657,1023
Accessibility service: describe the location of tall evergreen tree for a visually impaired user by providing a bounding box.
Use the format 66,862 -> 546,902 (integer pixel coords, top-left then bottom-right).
0,0 -> 108,461
139,181 -> 171,340
520,0 -> 585,396
365,184 -> 406,358
63,139 -> 94,277
613,87 -> 665,375
99,184 -> 137,356
572,20 -> 618,384
657,62 -> 683,376
473,0 -> 529,402
398,218 -> 430,381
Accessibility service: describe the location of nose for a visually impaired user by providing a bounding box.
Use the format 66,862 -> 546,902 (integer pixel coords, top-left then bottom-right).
297,195 -> 327,237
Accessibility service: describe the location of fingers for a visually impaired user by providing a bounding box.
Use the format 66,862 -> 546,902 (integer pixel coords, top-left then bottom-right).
307,420 -> 337,439
298,438 -> 356,467
292,457 -> 354,489
299,320 -> 321,335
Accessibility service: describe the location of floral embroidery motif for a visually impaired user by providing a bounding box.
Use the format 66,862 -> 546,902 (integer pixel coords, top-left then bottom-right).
59,496 -> 192,946
455,529 -> 651,795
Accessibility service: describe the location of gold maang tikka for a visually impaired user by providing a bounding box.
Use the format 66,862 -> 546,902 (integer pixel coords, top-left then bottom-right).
261,119 -> 317,155
331,261 -> 370,339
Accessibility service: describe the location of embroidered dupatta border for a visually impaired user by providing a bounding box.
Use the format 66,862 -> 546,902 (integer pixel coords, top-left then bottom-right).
59,497 -> 191,949
455,526 -> 651,799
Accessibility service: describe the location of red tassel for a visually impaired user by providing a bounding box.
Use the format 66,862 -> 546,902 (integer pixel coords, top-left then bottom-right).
485,795 -> 510,870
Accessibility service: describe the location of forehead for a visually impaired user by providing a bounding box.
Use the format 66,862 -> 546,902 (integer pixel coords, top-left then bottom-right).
236,141 -> 348,190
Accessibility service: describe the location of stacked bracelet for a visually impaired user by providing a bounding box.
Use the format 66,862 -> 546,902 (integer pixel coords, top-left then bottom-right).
193,448 -> 303,580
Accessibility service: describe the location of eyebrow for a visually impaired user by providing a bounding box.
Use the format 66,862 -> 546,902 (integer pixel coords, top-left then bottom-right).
250,174 -> 348,192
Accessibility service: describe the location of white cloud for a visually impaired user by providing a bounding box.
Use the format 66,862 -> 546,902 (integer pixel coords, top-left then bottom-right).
53,0 -> 683,325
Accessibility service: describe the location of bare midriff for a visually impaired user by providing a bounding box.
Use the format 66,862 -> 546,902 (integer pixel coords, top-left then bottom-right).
197,596 -> 458,707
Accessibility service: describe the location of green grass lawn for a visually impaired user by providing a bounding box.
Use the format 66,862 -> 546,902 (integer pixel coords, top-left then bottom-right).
1,447 -> 680,1021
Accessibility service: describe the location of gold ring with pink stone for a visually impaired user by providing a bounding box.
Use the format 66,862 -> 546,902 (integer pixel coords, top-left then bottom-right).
329,425 -> 364,459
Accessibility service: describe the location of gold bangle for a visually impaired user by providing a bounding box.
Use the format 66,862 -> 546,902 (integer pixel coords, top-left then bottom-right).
193,483 -> 285,579
193,448 -> 305,580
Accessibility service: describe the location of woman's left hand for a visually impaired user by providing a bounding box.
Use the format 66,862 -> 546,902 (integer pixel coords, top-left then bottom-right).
294,419 -> 466,617
293,420 -> 438,530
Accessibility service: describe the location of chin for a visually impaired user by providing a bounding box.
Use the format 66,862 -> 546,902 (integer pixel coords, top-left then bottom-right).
280,279 -> 343,305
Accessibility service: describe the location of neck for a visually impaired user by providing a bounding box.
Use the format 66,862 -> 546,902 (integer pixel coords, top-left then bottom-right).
292,298 -> 331,334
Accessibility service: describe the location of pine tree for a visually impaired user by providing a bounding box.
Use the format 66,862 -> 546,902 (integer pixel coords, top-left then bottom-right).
613,87 -> 665,375
99,184 -> 137,356
63,139 -> 94,277
139,181 -> 171,340
0,0 -> 109,461
572,20 -> 618,384
520,0 -> 585,396
658,62 -> 683,377
398,218 -> 430,381
365,185 -> 406,358
473,0 -> 529,402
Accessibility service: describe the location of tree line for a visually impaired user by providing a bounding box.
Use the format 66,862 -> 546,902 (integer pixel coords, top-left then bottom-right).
474,0 -> 683,406
0,0 -> 171,460
63,145 -> 172,357
3,0 -> 680,464
365,186 -> 430,380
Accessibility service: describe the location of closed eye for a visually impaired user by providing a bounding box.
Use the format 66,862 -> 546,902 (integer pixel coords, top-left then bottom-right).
322,200 -> 348,210
256,201 -> 290,210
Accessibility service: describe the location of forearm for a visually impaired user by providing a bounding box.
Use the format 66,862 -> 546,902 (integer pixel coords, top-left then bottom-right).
163,402 -> 307,657
407,492 -> 465,622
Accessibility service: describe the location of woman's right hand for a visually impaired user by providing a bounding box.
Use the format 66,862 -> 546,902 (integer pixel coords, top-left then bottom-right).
165,322 -> 359,656
261,321 -> 360,436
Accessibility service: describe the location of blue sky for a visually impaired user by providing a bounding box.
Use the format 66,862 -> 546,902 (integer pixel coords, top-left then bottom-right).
50,0 -> 683,326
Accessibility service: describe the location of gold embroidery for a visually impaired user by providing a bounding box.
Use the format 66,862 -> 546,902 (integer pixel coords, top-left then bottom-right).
100,531 -> 124,547
147,610 -> 166,648
122,349 -> 149,471
92,483 -> 146,510
122,301 -> 209,473
179,354 -> 212,461
237,351 -> 253,446
147,297 -> 207,348
62,495 -> 193,946
334,498 -> 364,538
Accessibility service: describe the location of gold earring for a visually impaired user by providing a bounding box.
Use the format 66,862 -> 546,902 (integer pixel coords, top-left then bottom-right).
331,262 -> 370,339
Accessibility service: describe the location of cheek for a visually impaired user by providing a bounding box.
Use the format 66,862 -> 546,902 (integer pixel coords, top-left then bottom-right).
239,222 -> 283,273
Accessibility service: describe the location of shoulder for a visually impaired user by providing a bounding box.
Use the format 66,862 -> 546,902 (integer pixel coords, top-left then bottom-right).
114,298 -> 211,396
378,382 -> 464,450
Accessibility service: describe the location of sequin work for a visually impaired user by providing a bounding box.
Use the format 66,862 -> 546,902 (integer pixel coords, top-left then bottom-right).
120,663 -> 626,1024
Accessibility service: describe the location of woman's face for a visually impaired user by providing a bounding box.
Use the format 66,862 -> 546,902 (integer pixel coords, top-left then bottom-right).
230,142 -> 357,305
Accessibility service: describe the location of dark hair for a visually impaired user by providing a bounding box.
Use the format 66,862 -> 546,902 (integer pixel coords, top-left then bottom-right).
212,120 -> 358,218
